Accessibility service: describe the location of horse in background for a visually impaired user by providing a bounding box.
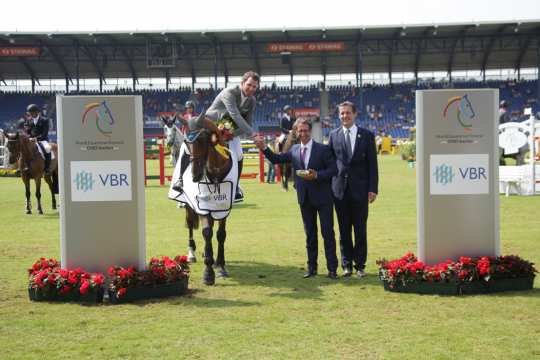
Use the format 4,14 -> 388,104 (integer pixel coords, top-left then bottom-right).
274,130 -> 298,191
4,131 -> 58,214
161,115 -> 183,167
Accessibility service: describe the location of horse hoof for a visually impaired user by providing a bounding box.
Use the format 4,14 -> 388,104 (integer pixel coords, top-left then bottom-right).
217,268 -> 229,278
26,210 -> 32,215
188,256 -> 197,263
203,267 -> 215,286
38,211 -> 43,215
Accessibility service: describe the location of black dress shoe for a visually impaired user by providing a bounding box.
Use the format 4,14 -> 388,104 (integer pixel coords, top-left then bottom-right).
303,270 -> 317,278
327,271 -> 337,279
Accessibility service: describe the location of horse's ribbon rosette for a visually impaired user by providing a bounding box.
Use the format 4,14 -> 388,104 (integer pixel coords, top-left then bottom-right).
214,143 -> 230,159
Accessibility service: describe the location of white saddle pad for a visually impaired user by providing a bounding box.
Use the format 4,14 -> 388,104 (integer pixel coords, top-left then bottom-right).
35,141 -> 55,160
168,142 -> 238,220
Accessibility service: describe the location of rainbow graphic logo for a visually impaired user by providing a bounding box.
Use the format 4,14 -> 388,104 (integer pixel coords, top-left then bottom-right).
82,101 -> 115,137
443,94 -> 476,132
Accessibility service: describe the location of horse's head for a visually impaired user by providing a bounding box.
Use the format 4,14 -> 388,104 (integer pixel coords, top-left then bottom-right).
162,116 -> 178,147
4,131 -> 21,165
460,95 -> 476,121
185,110 -> 228,183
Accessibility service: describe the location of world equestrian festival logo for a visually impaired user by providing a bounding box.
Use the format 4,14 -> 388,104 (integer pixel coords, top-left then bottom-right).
82,101 -> 115,137
443,94 -> 476,132
74,170 -> 95,192
433,163 -> 455,185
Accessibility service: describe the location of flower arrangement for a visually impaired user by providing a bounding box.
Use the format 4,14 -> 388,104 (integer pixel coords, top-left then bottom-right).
108,255 -> 190,302
397,140 -> 416,161
28,258 -> 105,301
216,118 -> 236,141
377,252 -> 536,294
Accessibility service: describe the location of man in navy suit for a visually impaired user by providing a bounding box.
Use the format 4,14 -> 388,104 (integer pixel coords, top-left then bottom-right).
254,118 -> 339,279
328,101 -> 378,278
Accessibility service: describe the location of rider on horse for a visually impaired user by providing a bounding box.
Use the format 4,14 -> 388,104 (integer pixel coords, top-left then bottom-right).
278,105 -> 295,152
173,71 -> 259,202
22,104 -> 52,175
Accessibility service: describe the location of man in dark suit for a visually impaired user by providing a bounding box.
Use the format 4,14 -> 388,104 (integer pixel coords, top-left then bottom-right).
254,118 -> 339,279
328,101 -> 378,278
23,104 -> 51,175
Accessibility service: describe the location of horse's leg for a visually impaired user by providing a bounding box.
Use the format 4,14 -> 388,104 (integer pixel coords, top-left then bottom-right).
281,164 -> 289,191
215,219 -> 228,277
185,207 -> 197,263
201,216 -> 215,285
35,176 -> 43,215
44,174 -> 56,210
24,178 -> 32,215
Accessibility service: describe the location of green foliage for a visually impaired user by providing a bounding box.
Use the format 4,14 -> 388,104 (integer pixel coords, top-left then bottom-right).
0,156 -> 539,359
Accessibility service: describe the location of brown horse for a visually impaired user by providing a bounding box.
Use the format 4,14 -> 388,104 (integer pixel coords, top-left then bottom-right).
184,117 -> 232,285
5,131 -> 58,214
274,131 -> 298,191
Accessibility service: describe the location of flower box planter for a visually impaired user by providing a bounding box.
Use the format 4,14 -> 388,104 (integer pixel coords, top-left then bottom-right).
383,281 -> 458,295
108,277 -> 188,305
486,276 -> 534,293
382,276 -> 534,296
28,286 -> 104,303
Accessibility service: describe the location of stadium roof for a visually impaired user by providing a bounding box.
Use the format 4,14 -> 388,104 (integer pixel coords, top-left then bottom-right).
0,21 -> 539,88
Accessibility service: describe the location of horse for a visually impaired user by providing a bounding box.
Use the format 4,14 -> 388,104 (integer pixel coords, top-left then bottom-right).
161,115 -> 183,167
4,131 -> 58,214
274,131 -> 298,191
182,116 -> 233,285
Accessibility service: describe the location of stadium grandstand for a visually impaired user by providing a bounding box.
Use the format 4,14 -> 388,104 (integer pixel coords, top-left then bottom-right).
1,22 -> 539,140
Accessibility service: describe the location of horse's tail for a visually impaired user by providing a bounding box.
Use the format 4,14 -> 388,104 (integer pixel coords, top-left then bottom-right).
52,170 -> 59,194
185,207 -> 199,230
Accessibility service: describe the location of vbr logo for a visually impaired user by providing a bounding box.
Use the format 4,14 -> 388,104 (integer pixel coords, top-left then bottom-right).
433,164 -> 455,185
74,171 -> 95,192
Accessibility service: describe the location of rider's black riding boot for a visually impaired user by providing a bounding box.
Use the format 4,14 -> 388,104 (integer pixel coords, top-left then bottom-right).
44,152 -> 52,176
234,159 -> 244,202
172,152 -> 190,192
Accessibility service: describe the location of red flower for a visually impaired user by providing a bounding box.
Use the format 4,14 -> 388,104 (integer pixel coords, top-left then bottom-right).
108,266 -> 117,276
67,275 -> 78,285
93,274 -> 104,286
59,285 -> 72,295
79,280 -> 90,295
117,288 -> 127,298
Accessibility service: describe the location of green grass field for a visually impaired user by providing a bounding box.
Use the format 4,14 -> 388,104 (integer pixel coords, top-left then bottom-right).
0,155 -> 539,359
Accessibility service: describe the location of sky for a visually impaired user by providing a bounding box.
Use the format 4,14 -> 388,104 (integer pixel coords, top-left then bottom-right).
1,0 -> 539,33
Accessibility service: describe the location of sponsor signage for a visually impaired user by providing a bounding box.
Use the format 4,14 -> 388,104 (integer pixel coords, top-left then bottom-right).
0,47 -> 40,57
57,96 -> 145,273
416,89 -> 499,264
266,42 -> 345,53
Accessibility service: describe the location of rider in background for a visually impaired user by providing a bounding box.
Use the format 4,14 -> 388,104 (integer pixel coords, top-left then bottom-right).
278,105 -> 295,152
23,104 -> 51,175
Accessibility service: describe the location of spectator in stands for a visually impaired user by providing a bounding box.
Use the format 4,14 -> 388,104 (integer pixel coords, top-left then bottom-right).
499,100 -> 511,124
176,70 -> 260,203
328,101 -> 378,278
22,104 -> 52,175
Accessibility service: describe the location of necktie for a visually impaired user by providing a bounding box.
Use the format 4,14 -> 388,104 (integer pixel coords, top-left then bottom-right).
300,146 -> 307,169
345,129 -> 352,158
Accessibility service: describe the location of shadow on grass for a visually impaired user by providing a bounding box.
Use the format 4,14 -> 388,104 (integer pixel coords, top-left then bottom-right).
231,203 -> 258,209
225,260 -> 381,300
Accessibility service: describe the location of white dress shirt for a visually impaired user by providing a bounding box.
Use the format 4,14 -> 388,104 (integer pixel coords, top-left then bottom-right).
300,139 -> 313,169
343,124 -> 358,154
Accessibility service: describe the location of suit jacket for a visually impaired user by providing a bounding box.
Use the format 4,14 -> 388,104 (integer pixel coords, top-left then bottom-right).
24,116 -> 49,142
328,125 -> 378,201
205,86 -> 256,137
263,141 -> 337,207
